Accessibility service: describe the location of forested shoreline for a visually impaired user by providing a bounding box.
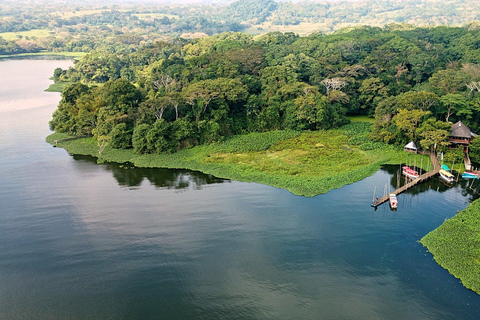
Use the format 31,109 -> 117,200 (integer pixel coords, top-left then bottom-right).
44,20 -> 480,297
49,26 -> 480,165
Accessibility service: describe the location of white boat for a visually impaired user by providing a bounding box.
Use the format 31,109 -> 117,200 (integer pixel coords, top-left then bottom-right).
402,166 -> 419,179
439,169 -> 455,184
389,194 -> 398,210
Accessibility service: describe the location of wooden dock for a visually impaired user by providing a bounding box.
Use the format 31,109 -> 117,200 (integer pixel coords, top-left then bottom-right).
374,152 -> 441,207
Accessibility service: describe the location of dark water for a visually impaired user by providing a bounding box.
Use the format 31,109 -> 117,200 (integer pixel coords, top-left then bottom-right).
1,60 -> 480,319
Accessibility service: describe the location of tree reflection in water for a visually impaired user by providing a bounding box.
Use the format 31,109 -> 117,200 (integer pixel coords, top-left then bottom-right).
72,154 -> 227,190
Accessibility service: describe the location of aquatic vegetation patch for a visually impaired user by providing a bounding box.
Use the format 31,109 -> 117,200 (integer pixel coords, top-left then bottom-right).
421,199 -> 480,294
47,123 -> 429,196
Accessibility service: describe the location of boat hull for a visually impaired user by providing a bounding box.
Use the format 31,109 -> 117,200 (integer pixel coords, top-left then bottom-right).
402,166 -> 419,180
403,172 -> 419,179
389,194 -> 398,210
462,173 -> 479,179
439,170 -> 454,184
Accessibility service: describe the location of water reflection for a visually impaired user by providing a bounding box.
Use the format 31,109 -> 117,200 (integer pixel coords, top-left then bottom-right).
72,154 -> 228,190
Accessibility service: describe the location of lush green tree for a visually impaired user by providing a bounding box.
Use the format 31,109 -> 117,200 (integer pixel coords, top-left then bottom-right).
75,53 -> 123,83
359,77 -> 388,112
395,91 -> 439,112
146,119 -> 172,153
394,108 -> 430,141
470,138 -> 480,164
132,124 -> 152,154
428,69 -> 470,96
109,123 -> 133,149
444,146 -> 465,165
416,118 -> 451,151
439,93 -> 469,122
100,79 -> 144,113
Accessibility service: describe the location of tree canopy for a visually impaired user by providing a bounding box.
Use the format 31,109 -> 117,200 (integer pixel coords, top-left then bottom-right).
50,26 -> 480,158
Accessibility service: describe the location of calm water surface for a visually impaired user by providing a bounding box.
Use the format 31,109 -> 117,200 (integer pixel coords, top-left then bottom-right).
1,59 -> 480,319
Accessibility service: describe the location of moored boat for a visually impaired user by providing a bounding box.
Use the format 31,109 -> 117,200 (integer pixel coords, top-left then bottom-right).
441,164 -> 451,171
402,166 -> 419,179
389,193 -> 398,210
462,171 -> 479,179
439,169 -> 455,184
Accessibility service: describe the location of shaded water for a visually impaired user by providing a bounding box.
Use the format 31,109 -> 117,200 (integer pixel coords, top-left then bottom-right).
1,60 -> 479,319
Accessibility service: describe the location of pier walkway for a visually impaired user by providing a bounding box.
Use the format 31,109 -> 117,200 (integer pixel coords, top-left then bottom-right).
374,152 -> 441,207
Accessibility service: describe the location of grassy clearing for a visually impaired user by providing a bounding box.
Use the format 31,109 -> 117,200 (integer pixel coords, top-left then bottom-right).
0,51 -> 85,59
47,123 -> 429,197
45,82 -> 73,93
347,115 -> 376,123
0,29 -> 51,41
421,199 -> 480,294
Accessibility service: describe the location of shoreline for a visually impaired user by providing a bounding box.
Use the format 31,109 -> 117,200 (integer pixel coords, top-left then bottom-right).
421,198 -> 480,295
0,51 -> 85,60
46,126 -> 430,197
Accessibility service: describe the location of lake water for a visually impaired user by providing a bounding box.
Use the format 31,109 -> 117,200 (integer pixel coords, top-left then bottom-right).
1,59 -> 479,319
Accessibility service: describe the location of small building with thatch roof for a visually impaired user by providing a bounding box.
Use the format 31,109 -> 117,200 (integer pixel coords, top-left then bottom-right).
404,141 -> 418,153
450,121 -> 475,152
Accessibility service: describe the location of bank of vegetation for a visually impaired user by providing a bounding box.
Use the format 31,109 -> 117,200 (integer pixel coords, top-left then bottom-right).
47,25 -> 480,166
421,199 -> 480,294
47,122 -> 429,197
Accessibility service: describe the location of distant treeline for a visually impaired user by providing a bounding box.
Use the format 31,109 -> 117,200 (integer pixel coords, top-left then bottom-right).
50,26 -> 480,163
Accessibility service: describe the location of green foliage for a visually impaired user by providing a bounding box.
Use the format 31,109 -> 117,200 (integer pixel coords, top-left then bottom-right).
132,124 -> 152,154
146,119 -> 172,153
224,0 -> 278,24
208,130 -> 301,153
5,0 -> 480,59
109,123 -> 132,149
47,24 -> 480,157
342,122 -> 386,151
469,138 -> 480,164
444,146 -> 465,164
417,118 -> 451,151
421,199 -> 480,294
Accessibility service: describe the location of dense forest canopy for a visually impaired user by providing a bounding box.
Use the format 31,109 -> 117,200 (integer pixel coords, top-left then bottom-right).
49,26 -> 480,162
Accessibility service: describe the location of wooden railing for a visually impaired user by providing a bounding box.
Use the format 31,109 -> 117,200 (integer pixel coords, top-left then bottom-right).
449,138 -> 470,144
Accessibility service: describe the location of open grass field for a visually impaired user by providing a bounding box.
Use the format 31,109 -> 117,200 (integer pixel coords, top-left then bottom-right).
47,122 -> 429,197
421,199 -> 480,294
0,29 -> 51,41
